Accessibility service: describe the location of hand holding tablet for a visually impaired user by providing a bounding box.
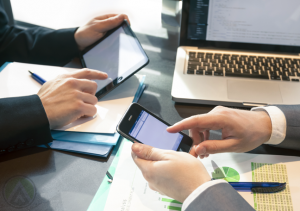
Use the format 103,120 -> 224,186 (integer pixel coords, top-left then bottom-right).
81,20 -> 149,98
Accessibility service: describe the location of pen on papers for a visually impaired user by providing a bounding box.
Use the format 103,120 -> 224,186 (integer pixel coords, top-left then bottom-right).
28,70 -> 46,85
106,171 -> 113,183
227,182 -> 286,193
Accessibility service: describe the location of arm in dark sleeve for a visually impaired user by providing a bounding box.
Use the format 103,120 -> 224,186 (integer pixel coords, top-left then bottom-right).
186,183 -> 255,211
0,2 -> 80,66
272,105 -> 300,150
0,95 -> 52,155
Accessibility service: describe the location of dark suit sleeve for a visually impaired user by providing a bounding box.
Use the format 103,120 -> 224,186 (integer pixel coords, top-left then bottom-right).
0,2 -> 80,66
186,183 -> 255,211
270,105 -> 300,150
0,95 -> 52,154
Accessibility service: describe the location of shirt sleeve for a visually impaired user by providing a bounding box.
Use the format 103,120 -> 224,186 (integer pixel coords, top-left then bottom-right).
182,180 -> 228,211
251,106 -> 286,145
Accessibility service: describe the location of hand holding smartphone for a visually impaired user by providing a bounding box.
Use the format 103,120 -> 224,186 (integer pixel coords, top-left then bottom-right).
117,103 -> 193,152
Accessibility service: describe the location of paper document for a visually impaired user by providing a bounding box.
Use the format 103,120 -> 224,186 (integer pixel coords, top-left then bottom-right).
102,140 -> 300,211
0,62 -> 144,133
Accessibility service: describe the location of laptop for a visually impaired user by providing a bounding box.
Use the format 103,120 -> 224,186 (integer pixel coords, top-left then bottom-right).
171,0 -> 300,107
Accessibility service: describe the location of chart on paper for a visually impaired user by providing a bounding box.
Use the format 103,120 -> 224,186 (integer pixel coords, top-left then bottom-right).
103,141 -> 182,211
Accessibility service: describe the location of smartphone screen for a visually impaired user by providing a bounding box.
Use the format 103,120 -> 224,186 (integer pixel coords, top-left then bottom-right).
128,110 -> 184,150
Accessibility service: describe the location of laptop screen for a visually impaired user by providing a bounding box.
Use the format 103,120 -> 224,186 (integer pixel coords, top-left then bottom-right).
181,0 -> 300,53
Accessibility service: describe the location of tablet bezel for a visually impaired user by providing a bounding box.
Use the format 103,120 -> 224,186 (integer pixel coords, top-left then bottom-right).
80,20 -> 149,99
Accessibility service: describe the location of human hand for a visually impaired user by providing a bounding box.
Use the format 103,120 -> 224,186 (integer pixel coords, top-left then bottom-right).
131,143 -> 211,202
38,69 -> 107,129
167,106 -> 272,159
75,14 -> 130,51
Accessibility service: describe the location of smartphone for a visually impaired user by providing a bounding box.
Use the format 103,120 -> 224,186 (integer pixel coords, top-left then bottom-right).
117,103 -> 193,152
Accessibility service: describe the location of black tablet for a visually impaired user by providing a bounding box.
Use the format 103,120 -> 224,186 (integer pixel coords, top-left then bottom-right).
81,20 -> 149,98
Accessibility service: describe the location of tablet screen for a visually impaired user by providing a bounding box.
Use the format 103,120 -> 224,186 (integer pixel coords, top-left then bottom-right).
82,22 -> 149,96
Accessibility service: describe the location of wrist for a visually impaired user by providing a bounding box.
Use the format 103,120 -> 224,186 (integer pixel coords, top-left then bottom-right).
258,111 -> 272,143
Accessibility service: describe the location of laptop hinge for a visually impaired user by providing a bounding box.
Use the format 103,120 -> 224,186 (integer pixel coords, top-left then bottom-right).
243,102 -> 268,107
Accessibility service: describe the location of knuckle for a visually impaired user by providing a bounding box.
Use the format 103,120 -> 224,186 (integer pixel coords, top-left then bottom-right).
92,96 -> 98,105
82,68 -> 93,76
72,90 -> 81,98
74,101 -> 85,114
66,78 -> 78,87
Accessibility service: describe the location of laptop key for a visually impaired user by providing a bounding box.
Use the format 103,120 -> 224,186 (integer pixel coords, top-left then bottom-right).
188,61 -> 201,65
188,65 -> 197,69
187,69 -> 195,74
212,63 -> 218,67
205,70 -> 213,75
197,53 -> 205,58
189,58 -> 200,62
292,78 -> 299,82
271,75 -> 281,80
226,72 -> 269,79
196,70 -> 204,75
244,69 -> 250,74
282,76 -> 290,81
189,52 -> 196,58
214,71 -> 224,76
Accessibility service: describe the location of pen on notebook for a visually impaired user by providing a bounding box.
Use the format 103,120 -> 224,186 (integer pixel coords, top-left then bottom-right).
106,171 -> 113,183
226,181 -> 286,193
28,70 -> 46,85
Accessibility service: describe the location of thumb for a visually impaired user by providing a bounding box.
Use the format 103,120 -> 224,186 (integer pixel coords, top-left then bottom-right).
131,143 -> 165,161
195,139 -> 237,156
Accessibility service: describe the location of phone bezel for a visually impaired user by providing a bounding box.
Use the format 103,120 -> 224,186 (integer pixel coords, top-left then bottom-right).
80,20 -> 149,99
117,103 -> 193,152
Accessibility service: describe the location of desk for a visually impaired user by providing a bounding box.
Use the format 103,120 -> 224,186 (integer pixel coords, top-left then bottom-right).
1,1 -> 300,210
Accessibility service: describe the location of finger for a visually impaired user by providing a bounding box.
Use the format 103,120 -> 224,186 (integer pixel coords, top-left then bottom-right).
96,14 -> 130,32
78,92 -> 98,105
71,69 -> 108,80
189,129 -> 202,146
68,79 -> 98,95
188,129 -> 204,158
189,145 -> 197,158
195,139 -> 238,156
95,14 -> 131,25
131,150 -> 154,173
77,103 -> 97,117
131,143 -> 165,161
167,114 -> 225,133
204,130 -> 210,140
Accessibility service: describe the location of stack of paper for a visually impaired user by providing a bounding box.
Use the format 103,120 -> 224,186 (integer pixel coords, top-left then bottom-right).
0,62 -> 146,157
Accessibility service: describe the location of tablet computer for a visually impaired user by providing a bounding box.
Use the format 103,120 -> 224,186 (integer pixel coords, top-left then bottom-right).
81,20 -> 149,98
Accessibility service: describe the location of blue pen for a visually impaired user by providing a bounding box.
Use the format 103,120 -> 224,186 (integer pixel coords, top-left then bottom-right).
228,182 -> 286,193
28,70 -> 46,85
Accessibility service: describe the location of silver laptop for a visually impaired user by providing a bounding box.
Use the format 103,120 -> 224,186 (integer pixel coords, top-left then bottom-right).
171,0 -> 300,107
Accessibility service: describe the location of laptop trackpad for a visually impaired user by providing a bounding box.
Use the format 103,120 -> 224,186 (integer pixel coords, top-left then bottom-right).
227,79 -> 283,103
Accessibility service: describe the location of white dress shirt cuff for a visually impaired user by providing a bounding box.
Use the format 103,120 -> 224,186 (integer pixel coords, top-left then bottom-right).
251,106 -> 286,145
182,180 -> 228,211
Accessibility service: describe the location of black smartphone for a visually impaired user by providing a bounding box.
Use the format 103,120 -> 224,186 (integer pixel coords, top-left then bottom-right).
117,103 -> 193,152
80,20 -> 149,99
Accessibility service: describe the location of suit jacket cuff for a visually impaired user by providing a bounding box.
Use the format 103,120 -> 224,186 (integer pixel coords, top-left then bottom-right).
251,106 -> 286,145
0,95 -> 52,152
182,180 -> 227,211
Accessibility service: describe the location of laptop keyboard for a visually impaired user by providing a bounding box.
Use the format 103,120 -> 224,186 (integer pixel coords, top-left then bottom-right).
187,52 -> 300,82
